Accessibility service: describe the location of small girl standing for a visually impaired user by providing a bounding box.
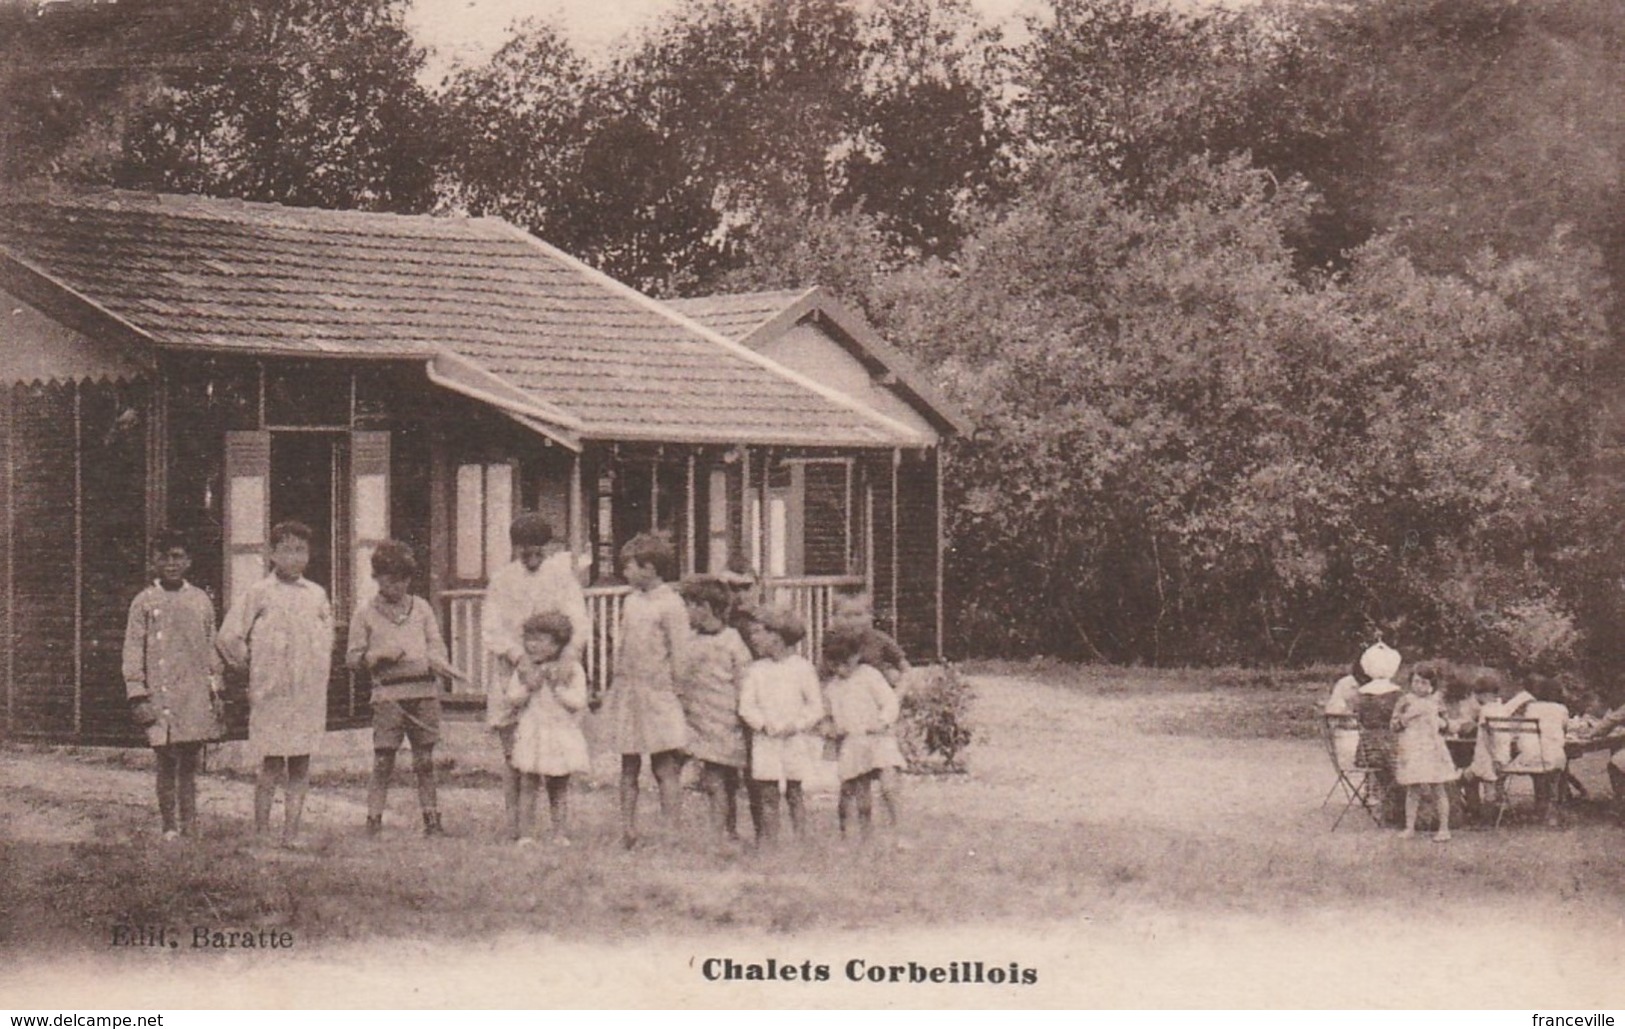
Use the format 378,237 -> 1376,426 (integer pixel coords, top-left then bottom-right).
820,625 -> 904,838
738,605 -> 824,842
1392,659 -> 1456,841
505,612 -> 590,846
602,532 -> 690,848
677,576 -> 755,840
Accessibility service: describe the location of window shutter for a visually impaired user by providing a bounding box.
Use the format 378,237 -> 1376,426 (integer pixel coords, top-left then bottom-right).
223,431 -> 270,611
351,430 -> 390,609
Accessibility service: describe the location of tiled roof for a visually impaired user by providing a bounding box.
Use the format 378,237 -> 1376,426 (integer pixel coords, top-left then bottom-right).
672,286 -> 971,436
0,192 -> 923,447
666,289 -> 810,342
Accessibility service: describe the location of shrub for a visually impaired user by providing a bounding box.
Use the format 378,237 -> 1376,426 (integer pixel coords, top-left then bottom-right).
897,664 -> 976,772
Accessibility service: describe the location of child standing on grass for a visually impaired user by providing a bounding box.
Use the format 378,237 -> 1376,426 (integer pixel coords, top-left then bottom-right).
820,624 -> 905,839
482,513 -> 590,841
739,605 -> 824,842
123,528 -> 224,841
505,612 -> 590,847
347,540 -> 466,838
217,520 -> 333,847
1391,660 -> 1456,841
677,576 -> 755,841
828,593 -> 909,832
603,532 -> 690,849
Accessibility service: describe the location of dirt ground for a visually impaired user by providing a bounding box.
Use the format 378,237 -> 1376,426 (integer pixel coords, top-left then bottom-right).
4,668 -> 1624,1009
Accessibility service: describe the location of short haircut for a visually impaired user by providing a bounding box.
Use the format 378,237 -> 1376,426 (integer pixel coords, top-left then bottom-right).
620,531 -> 676,581
678,575 -> 732,618
150,527 -> 191,555
821,623 -> 866,667
269,520 -> 313,547
833,592 -> 874,618
370,539 -> 417,580
753,604 -> 805,646
1409,659 -> 1446,688
509,512 -> 554,548
522,610 -> 574,647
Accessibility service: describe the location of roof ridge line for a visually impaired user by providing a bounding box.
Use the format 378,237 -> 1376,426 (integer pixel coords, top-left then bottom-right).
483,220 -> 928,447
16,189 -> 486,232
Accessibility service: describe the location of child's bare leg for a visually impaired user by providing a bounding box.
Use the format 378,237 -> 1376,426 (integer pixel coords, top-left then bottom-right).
721,766 -> 740,838
545,775 -> 570,840
1401,786 -> 1419,836
255,757 -> 284,836
838,777 -> 864,832
412,744 -> 439,825
620,754 -> 642,847
756,781 -> 781,843
517,773 -> 540,841
698,762 -> 724,835
876,767 -> 901,829
855,773 -> 874,835
155,745 -> 179,834
283,754 -> 311,842
176,743 -> 201,835
367,748 -> 397,822
651,749 -> 683,823
1433,784 -> 1451,840
785,780 -> 806,837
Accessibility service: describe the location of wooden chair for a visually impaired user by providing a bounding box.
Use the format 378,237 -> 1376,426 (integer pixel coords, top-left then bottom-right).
1482,716 -> 1558,828
1321,713 -> 1382,830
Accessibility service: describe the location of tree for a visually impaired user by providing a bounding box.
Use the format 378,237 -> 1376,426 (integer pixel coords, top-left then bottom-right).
887,151 -> 1611,666
2,0 -> 439,212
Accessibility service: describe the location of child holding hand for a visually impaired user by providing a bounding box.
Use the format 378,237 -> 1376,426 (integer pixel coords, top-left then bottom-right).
739,605 -> 824,842
1392,660 -> 1456,841
505,612 -> 590,846
821,624 -> 905,839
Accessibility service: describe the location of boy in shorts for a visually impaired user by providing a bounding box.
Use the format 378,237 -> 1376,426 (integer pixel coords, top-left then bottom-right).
347,540 -> 465,836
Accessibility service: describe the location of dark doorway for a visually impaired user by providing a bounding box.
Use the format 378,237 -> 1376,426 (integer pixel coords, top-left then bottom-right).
270,433 -> 339,595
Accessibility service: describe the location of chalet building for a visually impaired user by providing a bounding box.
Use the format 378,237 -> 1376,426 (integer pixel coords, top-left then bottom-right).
0,191 -> 964,744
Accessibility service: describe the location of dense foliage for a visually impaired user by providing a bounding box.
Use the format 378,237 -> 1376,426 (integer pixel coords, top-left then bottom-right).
7,0 -> 1625,674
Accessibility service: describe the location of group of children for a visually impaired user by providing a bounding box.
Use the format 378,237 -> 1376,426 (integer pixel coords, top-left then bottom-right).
480,520 -> 910,849
1327,642 -> 1587,837
122,513 -> 911,850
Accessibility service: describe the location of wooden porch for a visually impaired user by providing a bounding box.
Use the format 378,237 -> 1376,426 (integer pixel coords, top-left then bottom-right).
444,574 -> 866,702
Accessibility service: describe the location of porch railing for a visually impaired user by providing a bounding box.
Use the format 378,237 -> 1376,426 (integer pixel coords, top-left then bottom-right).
443,575 -> 865,702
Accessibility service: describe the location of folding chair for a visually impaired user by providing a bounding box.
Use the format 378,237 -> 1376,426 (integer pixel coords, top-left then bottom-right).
1483,716 -> 1558,828
1321,713 -> 1382,830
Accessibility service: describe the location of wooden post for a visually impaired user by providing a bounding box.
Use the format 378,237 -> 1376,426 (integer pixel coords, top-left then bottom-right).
569,450 -> 586,582
3,383 -> 13,738
890,448 -> 900,636
684,452 -> 696,576
73,381 -> 83,736
935,445 -> 945,662
740,447 -> 752,571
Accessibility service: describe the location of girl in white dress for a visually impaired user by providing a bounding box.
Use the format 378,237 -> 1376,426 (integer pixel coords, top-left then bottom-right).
1391,660 -> 1457,841
506,612 -> 590,846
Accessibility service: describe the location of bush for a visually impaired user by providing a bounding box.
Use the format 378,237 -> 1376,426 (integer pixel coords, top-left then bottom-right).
897,664 -> 976,772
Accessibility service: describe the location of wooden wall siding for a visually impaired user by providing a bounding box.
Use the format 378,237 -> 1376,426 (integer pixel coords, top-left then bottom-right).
865,453 -> 897,637
10,382 -> 78,737
78,381 -> 150,743
894,450 -> 940,660
803,461 -> 849,576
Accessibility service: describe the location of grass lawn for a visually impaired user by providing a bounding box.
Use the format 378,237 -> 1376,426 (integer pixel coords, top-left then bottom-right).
4,662 -> 1623,1008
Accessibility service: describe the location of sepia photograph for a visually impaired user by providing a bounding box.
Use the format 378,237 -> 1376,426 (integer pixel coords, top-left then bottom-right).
2,0 -> 1624,1011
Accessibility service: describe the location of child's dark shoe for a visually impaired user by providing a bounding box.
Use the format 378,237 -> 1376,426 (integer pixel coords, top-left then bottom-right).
422,811 -> 445,837
365,815 -> 383,837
